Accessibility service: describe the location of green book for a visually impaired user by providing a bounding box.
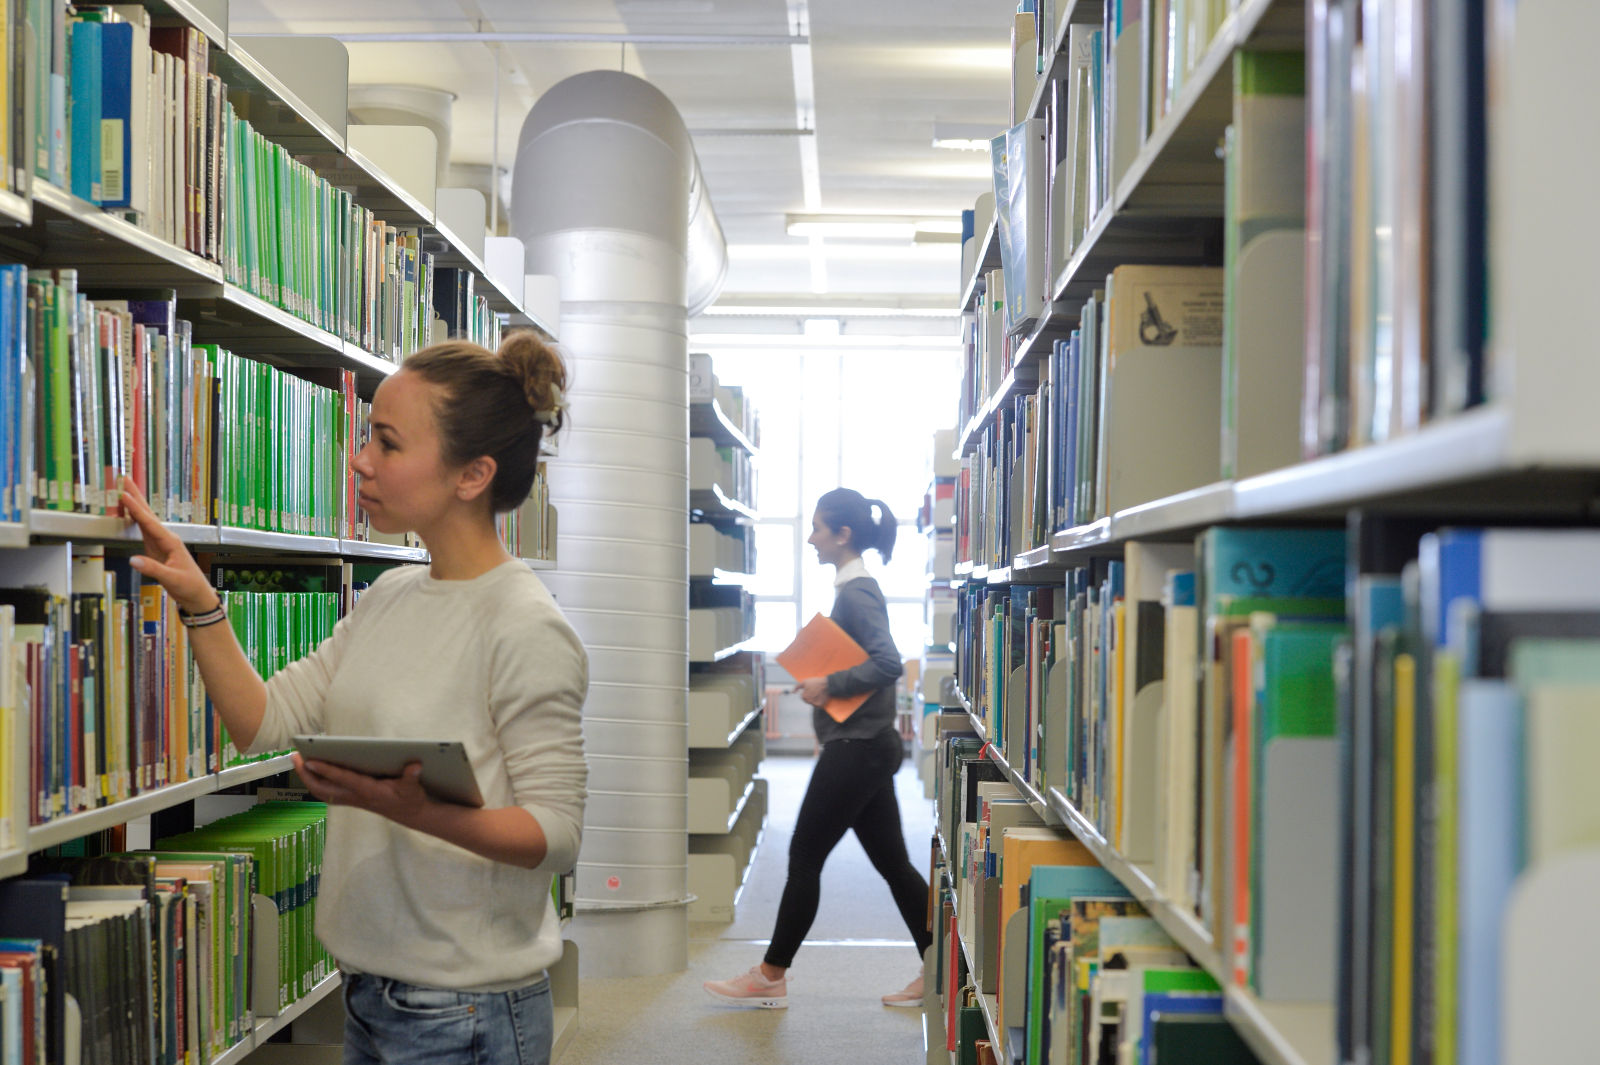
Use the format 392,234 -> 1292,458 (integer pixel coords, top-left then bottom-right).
1025,864 -> 1128,1065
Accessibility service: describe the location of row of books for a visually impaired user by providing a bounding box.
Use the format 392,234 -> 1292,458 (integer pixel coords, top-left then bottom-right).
956,268 -> 1009,433
0,277 -> 394,540
958,257 -> 1249,566
978,2 -> 1502,475
15,3 -> 503,364
0,801 -> 330,1065
1335,522 -> 1600,1065
223,113 -> 440,362
689,438 -> 756,512
496,463 -> 553,563
955,528 -> 1349,998
933,721 -> 1262,1065
1303,0 -> 1493,456
0,547 -> 344,829
950,519 -> 1600,1062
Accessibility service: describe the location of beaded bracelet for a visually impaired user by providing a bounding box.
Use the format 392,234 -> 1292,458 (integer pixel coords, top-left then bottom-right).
177,596 -> 228,629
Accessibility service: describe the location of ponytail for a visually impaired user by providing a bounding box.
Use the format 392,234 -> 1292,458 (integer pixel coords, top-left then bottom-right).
815,488 -> 897,563
868,498 -> 897,563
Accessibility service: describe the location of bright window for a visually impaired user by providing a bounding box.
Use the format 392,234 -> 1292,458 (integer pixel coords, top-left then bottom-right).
706,346 -> 960,656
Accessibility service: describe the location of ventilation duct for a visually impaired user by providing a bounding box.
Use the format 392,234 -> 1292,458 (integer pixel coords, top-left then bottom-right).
511,69 -> 727,977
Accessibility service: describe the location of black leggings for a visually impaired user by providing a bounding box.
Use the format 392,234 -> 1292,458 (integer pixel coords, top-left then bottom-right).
764,728 -> 933,969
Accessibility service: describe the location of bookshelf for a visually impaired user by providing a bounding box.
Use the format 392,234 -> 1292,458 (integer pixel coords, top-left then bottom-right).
0,2 -> 576,1060
945,2 -> 1600,1065
211,972 -> 344,1065
687,354 -> 766,924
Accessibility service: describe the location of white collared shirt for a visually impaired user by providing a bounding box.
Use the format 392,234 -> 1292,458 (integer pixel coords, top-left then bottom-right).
833,556 -> 871,588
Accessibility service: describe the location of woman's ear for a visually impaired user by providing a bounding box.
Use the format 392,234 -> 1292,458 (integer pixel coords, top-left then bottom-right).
456,455 -> 498,503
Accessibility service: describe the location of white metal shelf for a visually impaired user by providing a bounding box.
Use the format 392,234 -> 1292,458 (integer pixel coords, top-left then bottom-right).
690,399 -> 760,456
0,186 -> 32,227
342,539 -> 427,562
0,521 -> 29,548
551,1005 -> 579,1063
690,484 -> 759,523
1230,404 -> 1513,519
216,753 -> 296,791
26,753 -> 297,852
30,181 -> 224,288
524,557 -> 557,571
689,702 -> 764,751
216,40 -> 345,155
974,407 -> 1562,575
150,0 -> 228,48
212,971 -> 345,1065
218,527 -> 342,554
27,509 -> 217,544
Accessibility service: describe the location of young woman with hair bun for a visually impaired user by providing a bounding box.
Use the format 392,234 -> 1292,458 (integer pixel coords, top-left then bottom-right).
120,332 -> 587,1065
705,487 -> 932,1010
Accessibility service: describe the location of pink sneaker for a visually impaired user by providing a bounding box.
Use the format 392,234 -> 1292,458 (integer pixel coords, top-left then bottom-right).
882,973 -> 923,1008
703,966 -> 788,1009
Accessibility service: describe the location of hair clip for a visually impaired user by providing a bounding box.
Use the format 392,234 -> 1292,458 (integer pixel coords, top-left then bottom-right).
535,384 -> 568,425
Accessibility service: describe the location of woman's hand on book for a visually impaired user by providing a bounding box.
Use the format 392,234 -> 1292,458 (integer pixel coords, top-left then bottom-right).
120,476 -> 220,614
293,753 -> 431,826
794,677 -> 829,707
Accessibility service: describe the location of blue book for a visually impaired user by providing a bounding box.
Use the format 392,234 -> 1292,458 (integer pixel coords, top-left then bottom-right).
1141,990 -> 1225,1064
1428,527 -> 1600,665
68,18 -> 102,203
99,21 -> 134,208
1454,678 -> 1520,1065
0,268 -> 13,521
961,207 -> 975,246
1198,526 -> 1346,606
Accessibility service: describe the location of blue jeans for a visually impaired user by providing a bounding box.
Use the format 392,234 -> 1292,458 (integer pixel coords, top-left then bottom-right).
342,972 -> 552,1065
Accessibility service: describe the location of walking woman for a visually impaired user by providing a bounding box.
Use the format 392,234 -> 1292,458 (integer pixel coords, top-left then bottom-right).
121,333 -> 587,1065
704,488 -> 931,1009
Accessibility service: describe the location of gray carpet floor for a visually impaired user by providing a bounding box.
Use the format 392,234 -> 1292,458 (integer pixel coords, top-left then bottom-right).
560,752 -> 937,1065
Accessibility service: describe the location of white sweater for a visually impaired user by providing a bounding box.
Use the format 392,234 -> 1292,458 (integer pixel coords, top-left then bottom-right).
247,560 -> 588,991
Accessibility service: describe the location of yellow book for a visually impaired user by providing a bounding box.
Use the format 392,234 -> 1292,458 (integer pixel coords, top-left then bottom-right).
996,828 -> 1096,1027
1390,653 -> 1416,1065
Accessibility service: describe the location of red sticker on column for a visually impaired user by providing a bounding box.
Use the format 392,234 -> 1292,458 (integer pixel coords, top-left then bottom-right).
606,876 -> 621,890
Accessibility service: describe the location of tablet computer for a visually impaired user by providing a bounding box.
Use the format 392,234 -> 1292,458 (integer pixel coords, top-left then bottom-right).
292,735 -> 485,808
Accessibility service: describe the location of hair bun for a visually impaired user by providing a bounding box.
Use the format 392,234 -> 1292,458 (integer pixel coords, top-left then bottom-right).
498,331 -> 569,433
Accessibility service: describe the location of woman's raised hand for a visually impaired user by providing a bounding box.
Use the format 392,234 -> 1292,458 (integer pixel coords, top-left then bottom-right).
120,477 -> 219,613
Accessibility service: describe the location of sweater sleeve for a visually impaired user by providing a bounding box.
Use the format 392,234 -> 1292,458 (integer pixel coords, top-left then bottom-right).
487,602 -> 589,875
826,583 -> 903,698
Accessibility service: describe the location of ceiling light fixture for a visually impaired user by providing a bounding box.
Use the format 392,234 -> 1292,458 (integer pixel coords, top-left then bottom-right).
783,213 -> 966,241
785,218 -> 917,240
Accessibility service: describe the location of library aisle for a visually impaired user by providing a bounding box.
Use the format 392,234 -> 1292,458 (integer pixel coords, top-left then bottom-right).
561,754 -> 931,1065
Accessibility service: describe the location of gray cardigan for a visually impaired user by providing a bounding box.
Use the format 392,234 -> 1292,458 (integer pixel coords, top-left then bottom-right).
816,575 -> 904,744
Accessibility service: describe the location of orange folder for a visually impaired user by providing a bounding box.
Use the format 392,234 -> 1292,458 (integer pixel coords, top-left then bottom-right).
777,613 -> 871,723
